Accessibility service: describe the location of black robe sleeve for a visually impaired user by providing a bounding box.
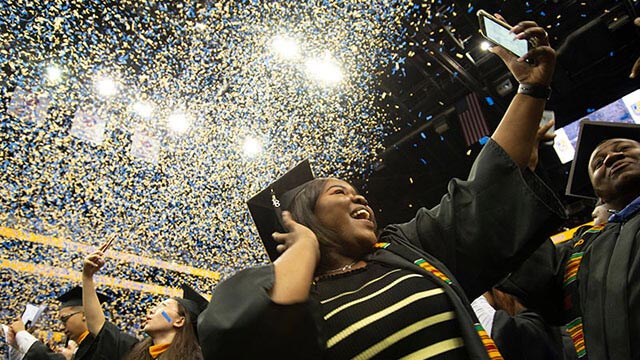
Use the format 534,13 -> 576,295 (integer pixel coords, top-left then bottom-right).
89,321 -> 138,360
498,239 -> 574,325
380,139 -> 566,299
490,309 -> 563,360
23,341 -> 66,360
197,265 -> 323,360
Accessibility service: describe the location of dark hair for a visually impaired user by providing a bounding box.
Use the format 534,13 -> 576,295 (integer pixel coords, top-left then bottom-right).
288,178 -> 376,262
124,301 -> 203,360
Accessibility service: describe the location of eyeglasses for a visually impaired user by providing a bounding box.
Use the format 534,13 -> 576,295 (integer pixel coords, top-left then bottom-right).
60,311 -> 83,324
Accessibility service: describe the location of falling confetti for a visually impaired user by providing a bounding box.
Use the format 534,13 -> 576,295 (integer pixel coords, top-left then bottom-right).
0,0 -> 575,351
0,0 -> 423,348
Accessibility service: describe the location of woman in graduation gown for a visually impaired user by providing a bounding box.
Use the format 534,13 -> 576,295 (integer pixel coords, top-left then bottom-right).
82,250 -> 205,360
198,19 -> 565,360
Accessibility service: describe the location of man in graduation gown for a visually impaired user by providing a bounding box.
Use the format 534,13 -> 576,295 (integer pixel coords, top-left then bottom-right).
8,286 -> 107,360
500,121 -> 640,359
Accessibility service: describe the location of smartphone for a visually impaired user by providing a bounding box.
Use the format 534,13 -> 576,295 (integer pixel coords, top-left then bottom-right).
477,10 -> 531,58
99,235 -> 116,252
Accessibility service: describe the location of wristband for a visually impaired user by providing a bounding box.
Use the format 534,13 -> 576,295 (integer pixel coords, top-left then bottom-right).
517,83 -> 552,100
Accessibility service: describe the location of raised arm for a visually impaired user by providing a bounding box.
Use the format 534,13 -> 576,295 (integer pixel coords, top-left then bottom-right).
490,18 -> 556,169
82,250 -> 106,336
270,211 -> 321,304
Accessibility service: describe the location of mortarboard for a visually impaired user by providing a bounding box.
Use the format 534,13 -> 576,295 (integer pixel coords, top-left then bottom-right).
566,120 -> 640,199
56,286 -> 109,308
173,284 -> 208,333
247,160 -> 315,261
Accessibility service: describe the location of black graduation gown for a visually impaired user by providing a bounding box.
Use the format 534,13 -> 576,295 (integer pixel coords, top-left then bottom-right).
72,334 -> 96,360
89,321 -> 138,360
197,139 -> 565,360
23,332 -> 96,360
23,341 -> 65,360
500,210 -> 640,359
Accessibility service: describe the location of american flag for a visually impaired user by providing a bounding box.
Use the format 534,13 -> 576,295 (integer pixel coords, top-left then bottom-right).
456,92 -> 490,146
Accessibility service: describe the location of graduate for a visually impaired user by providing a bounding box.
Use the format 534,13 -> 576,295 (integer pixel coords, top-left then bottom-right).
8,286 -> 107,360
82,248 -> 207,360
198,18 -> 565,359
500,120 -> 640,359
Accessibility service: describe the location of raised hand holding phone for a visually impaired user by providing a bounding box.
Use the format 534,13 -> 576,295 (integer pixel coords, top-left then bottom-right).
82,250 -> 105,279
481,13 -> 555,88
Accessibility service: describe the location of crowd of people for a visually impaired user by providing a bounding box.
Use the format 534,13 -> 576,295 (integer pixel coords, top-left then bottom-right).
4,15 -> 640,360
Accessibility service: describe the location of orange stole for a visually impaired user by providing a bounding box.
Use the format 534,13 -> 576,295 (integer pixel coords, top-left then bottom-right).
148,343 -> 171,359
76,330 -> 90,345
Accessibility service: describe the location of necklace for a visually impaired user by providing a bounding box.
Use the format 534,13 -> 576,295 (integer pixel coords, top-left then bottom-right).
321,260 -> 359,276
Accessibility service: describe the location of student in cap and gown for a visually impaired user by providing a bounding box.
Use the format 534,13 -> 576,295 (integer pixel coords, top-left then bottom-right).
500,120 -> 640,359
8,286 -> 108,360
197,19 -> 566,360
82,248 -> 207,360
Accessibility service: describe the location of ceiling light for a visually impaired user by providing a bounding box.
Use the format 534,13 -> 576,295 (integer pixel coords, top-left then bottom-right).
95,76 -> 118,97
271,35 -> 300,60
167,112 -> 190,133
305,55 -> 343,85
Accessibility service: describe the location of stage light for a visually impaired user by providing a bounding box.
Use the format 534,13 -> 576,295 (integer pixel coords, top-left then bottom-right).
242,136 -> 262,157
95,76 -> 118,97
271,35 -> 300,60
480,41 -> 492,51
132,101 -> 153,118
305,55 -> 343,85
167,111 -> 190,133
45,65 -> 62,83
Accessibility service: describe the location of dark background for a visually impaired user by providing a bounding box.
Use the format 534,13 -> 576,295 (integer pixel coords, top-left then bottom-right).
359,0 -> 639,230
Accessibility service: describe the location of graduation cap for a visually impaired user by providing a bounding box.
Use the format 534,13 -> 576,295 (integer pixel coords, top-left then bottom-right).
566,120 -> 640,199
56,286 -> 109,308
173,284 -> 208,330
247,160 -> 315,261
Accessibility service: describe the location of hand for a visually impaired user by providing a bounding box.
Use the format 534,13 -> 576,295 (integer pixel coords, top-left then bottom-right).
55,340 -> 78,360
489,15 -> 556,87
528,119 -> 556,171
272,211 -> 320,263
6,324 -> 17,348
83,250 -> 105,279
269,211 -> 321,303
10,318 -> 26,334
488,289 -> 526,316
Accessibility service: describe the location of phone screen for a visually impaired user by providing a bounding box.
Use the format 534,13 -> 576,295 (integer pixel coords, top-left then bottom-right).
482,16 -> 528,57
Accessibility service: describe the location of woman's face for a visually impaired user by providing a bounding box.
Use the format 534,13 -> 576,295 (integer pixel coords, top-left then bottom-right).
143,298 -> 183,335
313,178 -> 377,257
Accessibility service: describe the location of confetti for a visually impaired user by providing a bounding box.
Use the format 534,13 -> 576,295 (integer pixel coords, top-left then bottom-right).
1,0 -> 571,353
1,0 -> 414,350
